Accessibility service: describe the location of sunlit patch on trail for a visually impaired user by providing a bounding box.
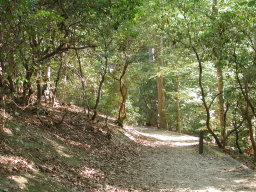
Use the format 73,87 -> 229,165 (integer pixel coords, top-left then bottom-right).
233,178 -> 250,183
142,134 -> 197,141
159,187 -> 223,192
124,126 -> 198,147
196,187 -> 222,192
139,133 -> 198,146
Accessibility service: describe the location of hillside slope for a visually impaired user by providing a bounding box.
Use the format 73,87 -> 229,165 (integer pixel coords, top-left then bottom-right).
0,104 -> 140,192
1,104 -> 256,192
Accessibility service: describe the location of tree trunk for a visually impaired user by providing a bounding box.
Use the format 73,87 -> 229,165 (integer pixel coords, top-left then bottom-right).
118,83 -> 127,120
52,54 -> 64,106
193,46 -> 223,148
245,103 -> 256,160
0,95 -> 6,133
36,72 -> 42,105
75,50 -> 90,115
155,39 -> 168,129
117,58 -> 130,125
61,74 -> 67,103
212,0 -> 226,147
22,64 -> 33,105
235,127 -> 243,154
42,66 -> 51,103
91,55 -> 108,121
156,76 -> 168,129
216,62 -> 226,146
0,62 -> 3,89
176,75 -> 182,132
91,72 -> 106,120
7,54 -> 16,93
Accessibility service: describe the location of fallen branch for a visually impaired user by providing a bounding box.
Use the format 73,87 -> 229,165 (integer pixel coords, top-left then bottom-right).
6,94 -> 35,110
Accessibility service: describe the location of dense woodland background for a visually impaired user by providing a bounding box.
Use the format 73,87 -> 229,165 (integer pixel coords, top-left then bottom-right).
1,0 -> 256,161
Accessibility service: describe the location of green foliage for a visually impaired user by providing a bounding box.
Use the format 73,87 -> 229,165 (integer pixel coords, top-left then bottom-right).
1,0 -> 256,156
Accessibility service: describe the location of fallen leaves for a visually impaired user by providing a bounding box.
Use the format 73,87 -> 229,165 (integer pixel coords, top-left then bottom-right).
0,155 -> 37,174
0,104 -> 144,191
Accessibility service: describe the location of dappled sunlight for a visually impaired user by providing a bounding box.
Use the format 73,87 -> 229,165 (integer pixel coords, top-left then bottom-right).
0,109 -> 13,120
141,134 -> 197,142
233,178 -> 249,183
104,185 -> 131,192
170,141 -> 198,146
194,187 -> 222,192
124,126 -> 198,147
78,166 -> 104,181
0,155 -> 37,173
2,127 -> 13,135
8,175 -> 28,189
158,184 -> 253,192
52,133 -> 91,149
123,132 -> 137,142
46,138 -> 72,158
139,133 -> 198,146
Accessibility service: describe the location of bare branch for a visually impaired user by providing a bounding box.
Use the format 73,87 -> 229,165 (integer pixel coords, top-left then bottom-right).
209,92 -> 223,109
38,44 -> 96,62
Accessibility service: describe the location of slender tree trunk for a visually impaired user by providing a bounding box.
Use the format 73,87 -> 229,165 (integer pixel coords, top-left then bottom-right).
91,72 -> 106,120
43,66 -> 51,103
212,0 -> 226,147
36,71 -> 42,105
245,103 -> 256,160
156,39 -> 168,129
75,50 -> 90,115
91,56 -> 108,121
52,54 -> 64,106
0,95 -> 6,133
61,73 -> 67,103
176,75 -> 182,132
118,82 -> 127,121
117,59 -> 130,124
0,60 -> 7,91
22,64 -> 33,105
0,62 -> 3,89
216,62 -> 226,146
7,54 -> 16,93
235,127 -> 243,154
193,46 -> 223,148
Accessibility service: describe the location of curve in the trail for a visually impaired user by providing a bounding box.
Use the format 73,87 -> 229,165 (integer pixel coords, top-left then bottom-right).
122,126 -> 256,192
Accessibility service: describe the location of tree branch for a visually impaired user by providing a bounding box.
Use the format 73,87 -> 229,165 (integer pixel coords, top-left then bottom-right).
38,44 -> 96,62
209,92 -> 223,109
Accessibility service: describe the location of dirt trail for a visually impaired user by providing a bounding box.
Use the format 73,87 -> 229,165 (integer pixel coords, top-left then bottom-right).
118,126 -> 256,192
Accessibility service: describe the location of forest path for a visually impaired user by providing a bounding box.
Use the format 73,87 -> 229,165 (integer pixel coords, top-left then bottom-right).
119,126 -> 256,192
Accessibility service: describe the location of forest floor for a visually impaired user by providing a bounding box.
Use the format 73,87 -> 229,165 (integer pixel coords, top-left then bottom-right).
0,104 -> 256,192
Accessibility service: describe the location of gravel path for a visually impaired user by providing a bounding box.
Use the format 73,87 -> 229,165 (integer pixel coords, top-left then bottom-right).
120,126 -> 256,192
